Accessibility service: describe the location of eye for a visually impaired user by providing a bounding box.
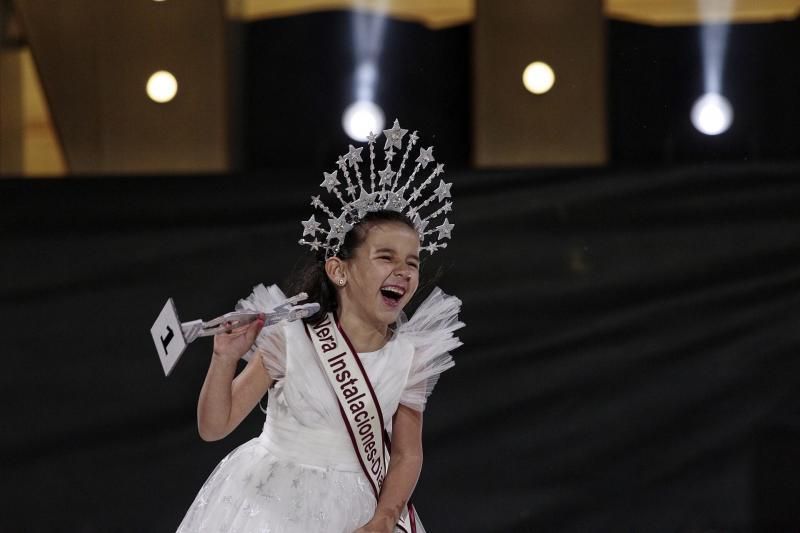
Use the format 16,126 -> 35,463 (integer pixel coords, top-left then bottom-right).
408,261 -> 419,269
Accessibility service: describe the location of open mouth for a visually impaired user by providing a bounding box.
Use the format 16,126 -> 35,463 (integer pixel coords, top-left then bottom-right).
380,285 -> 406,306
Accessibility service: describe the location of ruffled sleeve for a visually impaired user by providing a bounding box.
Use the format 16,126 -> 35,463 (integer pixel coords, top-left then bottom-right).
395,287 -> 464,412
235,283 -> 289,381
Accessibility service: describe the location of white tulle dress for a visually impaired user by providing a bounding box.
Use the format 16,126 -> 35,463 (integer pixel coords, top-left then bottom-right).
176,284 -> 464,533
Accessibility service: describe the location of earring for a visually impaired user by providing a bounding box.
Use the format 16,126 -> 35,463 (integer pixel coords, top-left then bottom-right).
338,279 -> 346,286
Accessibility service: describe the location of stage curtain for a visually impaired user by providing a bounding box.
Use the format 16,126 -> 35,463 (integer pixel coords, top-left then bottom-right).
2,163 -> 799,532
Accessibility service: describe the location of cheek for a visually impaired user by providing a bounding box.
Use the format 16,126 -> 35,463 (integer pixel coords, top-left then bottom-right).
362,266 -> 390,292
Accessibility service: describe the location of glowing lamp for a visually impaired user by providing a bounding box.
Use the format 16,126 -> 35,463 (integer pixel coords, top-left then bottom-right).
146,71 -> 178,103
522,61 -> 556,95
342,101 -> 385,142
691,92 -> 733,135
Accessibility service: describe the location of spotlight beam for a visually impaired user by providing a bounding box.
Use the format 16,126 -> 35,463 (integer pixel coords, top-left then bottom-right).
351,1 -> 389,103
698,0 -> 733,95
344,0 -> 389,141
693,0 -> 735,135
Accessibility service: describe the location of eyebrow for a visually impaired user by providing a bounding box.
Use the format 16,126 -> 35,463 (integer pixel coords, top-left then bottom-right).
375,248 -> 420,262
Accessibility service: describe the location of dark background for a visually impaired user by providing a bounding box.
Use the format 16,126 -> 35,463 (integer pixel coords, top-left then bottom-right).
3,11 -> 800,533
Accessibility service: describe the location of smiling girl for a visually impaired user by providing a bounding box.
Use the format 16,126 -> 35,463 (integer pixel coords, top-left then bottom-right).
176,122 -> 463,533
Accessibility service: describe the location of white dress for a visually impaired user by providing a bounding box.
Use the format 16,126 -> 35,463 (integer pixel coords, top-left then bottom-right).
176,284 -> 464,533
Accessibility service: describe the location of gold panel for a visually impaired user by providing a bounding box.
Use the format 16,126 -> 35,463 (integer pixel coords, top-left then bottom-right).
20,48 -> 66,176
230,0 -> 800,26
607,0 -> 800,25
473,0 -> 607,167
227,0 -> 474,29
0,49 -> 23,174
16,0 -> 229,174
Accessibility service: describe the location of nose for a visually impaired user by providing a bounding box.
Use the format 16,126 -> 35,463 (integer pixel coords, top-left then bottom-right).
394,267 -> 412,280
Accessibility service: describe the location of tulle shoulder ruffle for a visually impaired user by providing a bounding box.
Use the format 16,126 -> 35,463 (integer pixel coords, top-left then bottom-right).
394,287 -> 464,411
236,283 -> 289,380
233,283 -> 464,404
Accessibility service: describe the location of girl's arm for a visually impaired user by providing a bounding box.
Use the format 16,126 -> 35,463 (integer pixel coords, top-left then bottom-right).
356,404 -> 424,533
197,317 -> 274,441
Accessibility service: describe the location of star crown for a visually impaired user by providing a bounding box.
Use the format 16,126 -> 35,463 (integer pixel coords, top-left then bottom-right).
299,119 -> 455,258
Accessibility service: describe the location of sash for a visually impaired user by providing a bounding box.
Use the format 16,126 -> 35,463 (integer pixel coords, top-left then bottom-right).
306,313 -> 418,533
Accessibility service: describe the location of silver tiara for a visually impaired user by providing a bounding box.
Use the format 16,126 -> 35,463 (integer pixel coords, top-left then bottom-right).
298,119 -> 454,258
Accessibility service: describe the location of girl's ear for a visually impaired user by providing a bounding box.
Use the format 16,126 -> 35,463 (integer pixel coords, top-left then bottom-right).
324,257 -> 346,284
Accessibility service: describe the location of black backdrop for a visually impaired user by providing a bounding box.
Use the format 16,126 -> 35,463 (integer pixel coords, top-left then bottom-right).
3,162 -> 800,532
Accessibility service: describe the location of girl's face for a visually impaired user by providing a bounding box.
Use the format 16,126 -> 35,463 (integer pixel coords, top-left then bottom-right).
334,221 -> 421,328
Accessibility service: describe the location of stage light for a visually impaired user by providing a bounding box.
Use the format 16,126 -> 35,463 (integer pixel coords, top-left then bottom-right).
343,100 -> 385,142
146,71 -> 178,103
696,1 -> 733,134
522,61 -> 555,95
691,93 -> 733,135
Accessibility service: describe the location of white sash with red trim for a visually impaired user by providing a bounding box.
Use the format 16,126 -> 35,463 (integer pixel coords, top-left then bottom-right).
306,313 -> 419,533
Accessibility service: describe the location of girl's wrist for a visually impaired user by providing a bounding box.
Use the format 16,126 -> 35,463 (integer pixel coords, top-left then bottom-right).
370,508 -> 398,529
211,350 -> 240,365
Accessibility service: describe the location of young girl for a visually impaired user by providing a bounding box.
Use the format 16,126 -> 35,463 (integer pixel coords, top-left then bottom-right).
176,121 -> 462,533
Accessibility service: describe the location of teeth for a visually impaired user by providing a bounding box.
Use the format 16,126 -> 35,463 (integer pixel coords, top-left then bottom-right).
382,286 -> 405,296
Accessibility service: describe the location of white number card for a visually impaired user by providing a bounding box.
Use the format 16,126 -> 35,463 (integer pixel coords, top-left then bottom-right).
150,298 -> 188,376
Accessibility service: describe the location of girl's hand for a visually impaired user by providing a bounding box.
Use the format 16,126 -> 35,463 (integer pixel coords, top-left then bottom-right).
212,314 -> 265,363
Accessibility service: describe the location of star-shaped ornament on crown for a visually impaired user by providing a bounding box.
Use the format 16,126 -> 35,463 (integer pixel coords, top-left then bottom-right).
435,218 -> 455,240
301,215 -> 321,237
383,191 -> 408,213
434,179 -> 452,201
297,237 -> 323,252
351,189 -> 379,218
416,146 -> 435,169
378,165 -> 396,187
345,145 -> 363,167
383,119 -> 408,150
327,214 -> 353,243
320,171 -> 340,193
